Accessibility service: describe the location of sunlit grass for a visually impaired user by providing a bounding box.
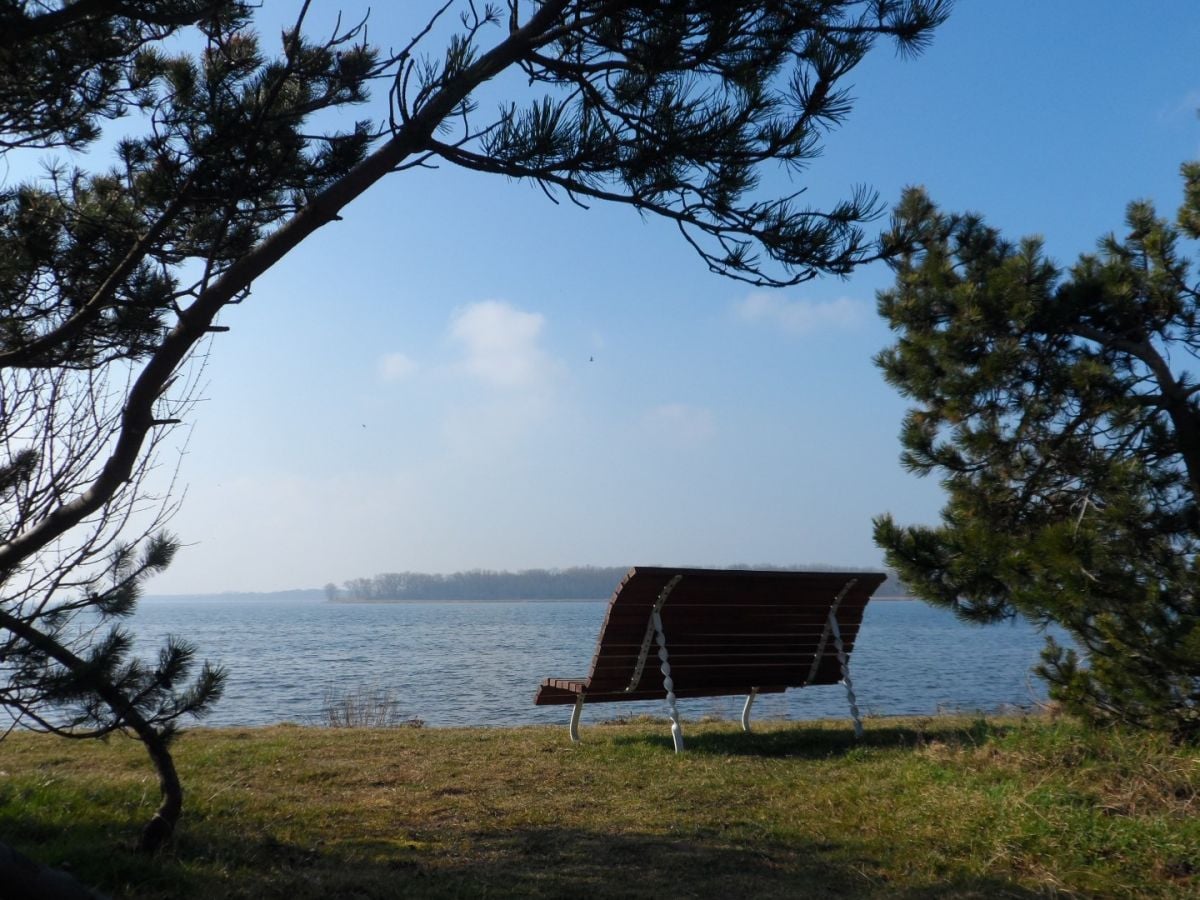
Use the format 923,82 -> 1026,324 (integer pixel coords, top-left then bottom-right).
1,714 -> 1197,897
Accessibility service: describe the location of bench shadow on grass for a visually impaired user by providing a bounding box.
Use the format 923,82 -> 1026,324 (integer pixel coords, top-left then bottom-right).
162,824 -> 1043,899
435,826 -> 1044,899
6,823 -> 1047,900
607,717 -> 1012,759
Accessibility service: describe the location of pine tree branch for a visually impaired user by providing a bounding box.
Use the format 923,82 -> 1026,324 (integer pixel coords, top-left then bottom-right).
1072,322 -> 1200,491
422,137 -> 883,286
0,0 -> 575,576
0,0 -> 224,42
0,174 -> 197,369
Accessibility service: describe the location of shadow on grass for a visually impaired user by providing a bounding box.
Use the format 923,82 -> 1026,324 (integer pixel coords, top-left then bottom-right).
0,813 -> 167,898
431,826 -> 1045,899
609,718 -> 1013,759
7,821 -> 1046,899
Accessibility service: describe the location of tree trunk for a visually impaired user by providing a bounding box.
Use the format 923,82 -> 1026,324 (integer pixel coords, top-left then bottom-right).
130,724 -> 183,853
0,608 -> 183,852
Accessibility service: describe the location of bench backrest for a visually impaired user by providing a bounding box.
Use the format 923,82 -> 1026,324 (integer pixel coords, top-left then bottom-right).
582,567 -> 885,699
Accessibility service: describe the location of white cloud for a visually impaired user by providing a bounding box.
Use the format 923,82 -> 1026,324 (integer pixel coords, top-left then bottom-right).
378,351 -> 417,382
449,299 -> 558,389
642,403 -> 716,445
734,293 -> 868,335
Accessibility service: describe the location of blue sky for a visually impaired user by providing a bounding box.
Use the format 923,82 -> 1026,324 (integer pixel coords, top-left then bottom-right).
114,1 -> 1200,592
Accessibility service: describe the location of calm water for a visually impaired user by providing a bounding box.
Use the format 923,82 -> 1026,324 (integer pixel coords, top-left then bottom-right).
123,598 -> 1061,729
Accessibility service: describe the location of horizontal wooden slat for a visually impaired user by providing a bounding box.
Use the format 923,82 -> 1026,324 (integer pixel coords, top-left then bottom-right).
595,606 -> 866,628
588,630 -> 861,655
536,683 -> 792,705
592,612 -> 864,637
589,651 -> 837,671
590,635 -> 859,653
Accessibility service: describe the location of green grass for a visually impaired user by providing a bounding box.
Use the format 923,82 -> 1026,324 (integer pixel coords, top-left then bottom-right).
1,714 -> 1197,897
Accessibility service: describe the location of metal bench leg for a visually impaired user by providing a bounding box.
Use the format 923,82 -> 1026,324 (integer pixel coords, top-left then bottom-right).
569,696 -> 584,743
827,610 -> 864,739
741,688 -> 759,733
652,609 -> 684,752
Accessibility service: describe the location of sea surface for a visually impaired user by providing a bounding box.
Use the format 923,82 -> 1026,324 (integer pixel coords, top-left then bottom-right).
121,598 -> 1064,729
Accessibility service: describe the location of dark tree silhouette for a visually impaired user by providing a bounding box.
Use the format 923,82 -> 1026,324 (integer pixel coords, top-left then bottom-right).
876,165 -> 1200,741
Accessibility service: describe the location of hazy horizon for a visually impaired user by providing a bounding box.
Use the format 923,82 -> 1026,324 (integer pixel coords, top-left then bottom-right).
142,562 -> 915,601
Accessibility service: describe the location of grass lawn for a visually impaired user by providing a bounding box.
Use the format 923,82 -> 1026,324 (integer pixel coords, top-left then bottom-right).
1,714 -> 1197,898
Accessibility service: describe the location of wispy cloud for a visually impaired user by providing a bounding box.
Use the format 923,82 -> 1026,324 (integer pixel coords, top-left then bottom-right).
450,299 -> 559,389
1159,88 -> 1200,123
642,403 -> 716,445
377,351 -> 418,383
733,293 -> 868,335
439,300 -> 567,458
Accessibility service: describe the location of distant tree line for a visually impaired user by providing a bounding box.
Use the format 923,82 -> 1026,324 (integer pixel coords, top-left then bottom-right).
329,566 -> 909,602
334,567 -> 629,602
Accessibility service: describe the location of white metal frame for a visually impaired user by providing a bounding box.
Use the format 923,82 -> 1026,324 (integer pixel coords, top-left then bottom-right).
626,574 -> 683,692
569,695 -> 584,743
827,608 -> 864,739
741,688 -> 759,732
651,605 -> 684,752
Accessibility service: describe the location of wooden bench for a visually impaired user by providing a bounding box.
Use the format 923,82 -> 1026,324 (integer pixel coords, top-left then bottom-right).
534,566 -> 886,751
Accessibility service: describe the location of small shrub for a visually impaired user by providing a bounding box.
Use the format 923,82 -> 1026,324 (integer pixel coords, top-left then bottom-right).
320,684 -> 423,728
